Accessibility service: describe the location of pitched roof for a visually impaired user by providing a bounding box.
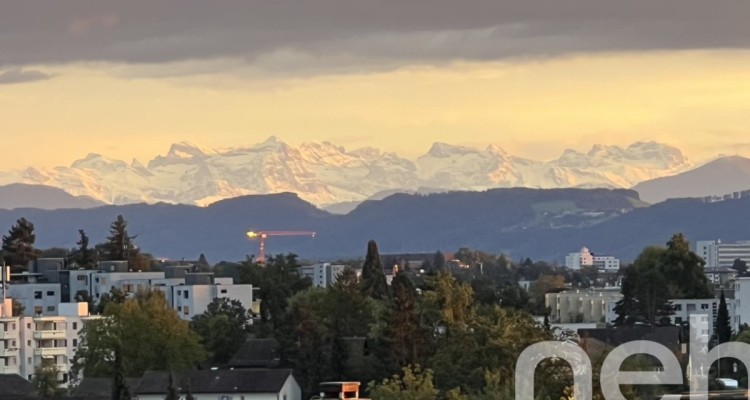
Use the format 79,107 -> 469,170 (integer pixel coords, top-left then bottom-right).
135,369 -> 294,395
71,377 -> 141,400
0,374 -> 33,398
228,338 -> 280,368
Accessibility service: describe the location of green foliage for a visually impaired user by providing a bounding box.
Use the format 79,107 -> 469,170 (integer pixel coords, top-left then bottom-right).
105,215 -> 136,261
72,290 -> 205,380
361,240 -> 390,300
615,233 -> 713,326
76,229 -> 97,269
239,253 -> 310,336
11,299 -> 24,317
2,217 -> 40,269
716,289 -> 733,344
31,358 -> 62,398
367,365 -> 439,400
191,298 -> 251,364
112,349 -> 131,400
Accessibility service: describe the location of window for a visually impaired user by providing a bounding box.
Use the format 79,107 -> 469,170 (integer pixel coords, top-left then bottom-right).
184,291 -> 189,299
34,291 -> 42,299
73,323 -> 77,330
177,306 -> 182,311
27,323 -> 31,329
220,289 -> 227,294
72,339 -> 78,347
177,290 -> 181,295
11,323 -> 15,330
675,304 -> 682,311
46,291 -> 54,296
183,306 -> 189,315
701,304 -> 709,310
77,275 -> 87,281
34,306 -> 42,315
675,317 -> 682,324
46,306 -> 55,312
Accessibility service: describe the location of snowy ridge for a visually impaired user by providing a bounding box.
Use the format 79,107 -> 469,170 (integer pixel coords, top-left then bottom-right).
0,138 -> 692,207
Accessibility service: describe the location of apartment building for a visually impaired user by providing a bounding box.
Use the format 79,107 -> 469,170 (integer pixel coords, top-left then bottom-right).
299,263 -> 347,288
5,260 -> 255,321
546,289 -> 623,324
564,247 -> 620,271
0,298 -> 99,387
696,240 -> 750,269
669,297 -> 739,339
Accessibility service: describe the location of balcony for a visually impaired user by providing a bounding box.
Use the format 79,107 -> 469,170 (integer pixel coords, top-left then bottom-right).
0,365 -> 19,374
34,347 -> 67,356
0,347 -> 19,356
0,331 -> 15,339
34,330 -> 66,340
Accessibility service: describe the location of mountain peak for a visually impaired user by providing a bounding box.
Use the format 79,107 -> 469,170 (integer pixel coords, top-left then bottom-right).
426,142 -> 475,157
166,141 -> 207,158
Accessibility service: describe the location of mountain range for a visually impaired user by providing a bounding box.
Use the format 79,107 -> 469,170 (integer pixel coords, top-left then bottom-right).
1,188 -> 749,263
0,137 -> 693,208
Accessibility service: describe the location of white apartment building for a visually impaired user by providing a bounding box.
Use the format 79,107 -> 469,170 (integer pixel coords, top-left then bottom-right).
696,240 -> 750,269
299,263 -> 347,288
564,247 -> 620,271
0,298 -> 99,387
6,261 -> 256,322
669,297 -> 739,340
733,277 -> 750,327
546,289 -> 623,324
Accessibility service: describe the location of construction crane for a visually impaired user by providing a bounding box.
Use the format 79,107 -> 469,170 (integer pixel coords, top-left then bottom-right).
246,230 -> 317,263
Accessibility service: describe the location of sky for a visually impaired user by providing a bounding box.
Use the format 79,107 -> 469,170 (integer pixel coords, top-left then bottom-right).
2,0 -> 750,168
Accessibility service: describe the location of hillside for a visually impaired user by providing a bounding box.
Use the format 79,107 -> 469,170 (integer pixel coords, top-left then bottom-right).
0,183 -> 104,210
633,155 -> 750,203
0,187 -> 705,263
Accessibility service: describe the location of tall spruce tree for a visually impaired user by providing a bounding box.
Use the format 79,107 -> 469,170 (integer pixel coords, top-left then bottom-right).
105,215 -> 138,261
715,289 -> 733,344
76,229 -> 97,269
1,217 -> 40,269
360,240 -> 389,300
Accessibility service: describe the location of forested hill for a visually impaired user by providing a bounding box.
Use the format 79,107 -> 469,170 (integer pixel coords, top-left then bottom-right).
0,188 -> 745,262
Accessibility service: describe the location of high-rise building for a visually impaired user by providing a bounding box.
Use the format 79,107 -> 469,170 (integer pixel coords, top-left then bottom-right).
696,240 -> 750,269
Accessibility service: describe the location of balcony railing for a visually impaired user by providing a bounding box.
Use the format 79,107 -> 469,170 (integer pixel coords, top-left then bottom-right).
34,347 -> 67,356
0,365 -> 20,374
0,347 -> 19,356
33,330 -> 66,340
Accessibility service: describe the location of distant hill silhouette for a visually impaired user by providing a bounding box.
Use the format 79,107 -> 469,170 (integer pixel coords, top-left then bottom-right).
0,188 -> 746,263
633,155 -> 750,203
0,183 -> 104,210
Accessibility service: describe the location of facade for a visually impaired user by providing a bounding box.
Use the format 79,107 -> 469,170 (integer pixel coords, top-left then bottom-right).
5,261 -> 255,322
299,263 -> 347,288
669,297 -> 739,339
564,247 -> 595,270
564,247 -> 620,271
545,289 -> 623,324
704,267 -> 737,287
733,277 -> 750,327
0,298 -> 99,387
696,240 -> 750,269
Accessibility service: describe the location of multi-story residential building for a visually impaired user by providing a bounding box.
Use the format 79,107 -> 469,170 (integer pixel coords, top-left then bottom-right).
4,260 -> 255,322
704,267 -> 737,287
546,289 -> 623,324
0,298 -> 99,387
564,247 -> 620,271
669,297 -> 739,339
696,240 -> 750,269
299,263 -> 347,287
733,277 -> 750,327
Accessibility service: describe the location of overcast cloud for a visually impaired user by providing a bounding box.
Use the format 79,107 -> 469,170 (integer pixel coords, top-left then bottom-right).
0,68 -> 51,85
1,0 -> 748,75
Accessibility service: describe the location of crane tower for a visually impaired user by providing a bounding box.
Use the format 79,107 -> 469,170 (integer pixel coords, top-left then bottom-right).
246,230 -> 317,263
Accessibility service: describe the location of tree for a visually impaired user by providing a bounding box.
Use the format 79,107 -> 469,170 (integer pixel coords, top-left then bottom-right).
433,251 -> 447,271
361,240 -> 389,300
715,289 -> 733,345
389,273 -> 427,367
615,234 -> 713,327
367,365 -> 439,400
196,253 -> 211,272
12,299 -> 24,317
191,298 -> 251,364
76,229 -> 96,269
105,215 -> 137,261
72,290 -> 205,379
732,258 -> 748,276
165,372 -> 180,400
31,358 -> 61,398
112,348 -> 131,400
2,217 -> 40,269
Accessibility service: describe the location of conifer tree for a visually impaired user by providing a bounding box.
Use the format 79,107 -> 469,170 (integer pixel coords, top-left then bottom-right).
715,289 -> 733,344
1,217 -> 40,269
106,215 -> 137,261
361,240 -> 389,300
76,229 -> 96,269
165,372 -> 180,400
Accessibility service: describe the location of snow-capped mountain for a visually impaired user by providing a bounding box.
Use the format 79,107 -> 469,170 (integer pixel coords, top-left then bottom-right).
0,137 -> 692,208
